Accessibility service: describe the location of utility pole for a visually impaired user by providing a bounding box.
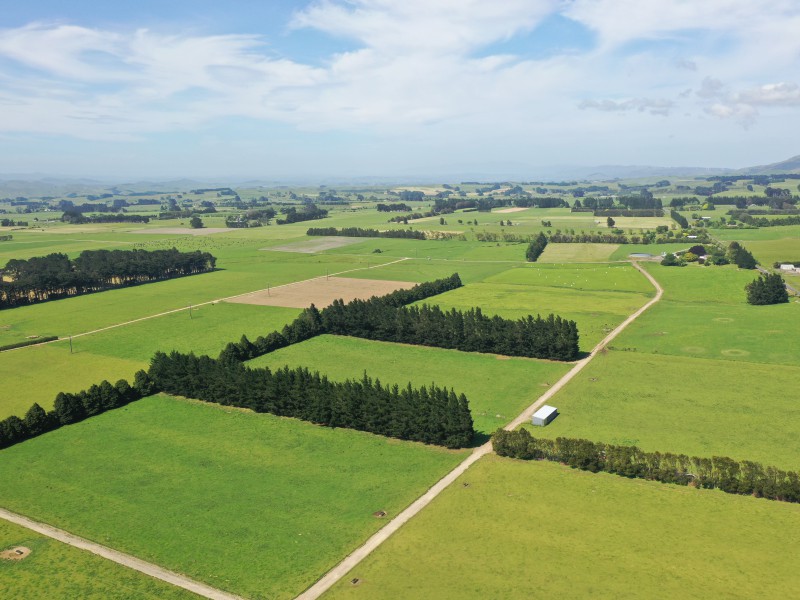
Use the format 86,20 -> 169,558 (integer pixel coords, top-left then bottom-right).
69,335 -> 73,354
189,305 -> 193,319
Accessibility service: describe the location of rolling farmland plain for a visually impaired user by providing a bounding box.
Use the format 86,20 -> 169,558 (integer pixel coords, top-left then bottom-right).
1,182 -> 799,599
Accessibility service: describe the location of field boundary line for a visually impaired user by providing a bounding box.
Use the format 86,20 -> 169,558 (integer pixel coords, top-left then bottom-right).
0,507 -> 246,600
295,260 -> 664,600
2,257 -> 410,353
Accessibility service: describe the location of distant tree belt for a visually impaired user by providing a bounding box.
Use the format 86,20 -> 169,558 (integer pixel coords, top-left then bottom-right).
0,234 -> 12,241
218,274 -> 465,362
307,227 -> 426,240
593,209 -> 664,217
670,209 -> 689,228
60,211 -> 150,224
735,214 -> 800,227
276,204 -> 328,224
493,429 -> 800,505
376,202 -> 413,212
547,232 -> 709,244
0,248 -> 217,309
0,372 -> 153,450
147,352 -> 474,448
0,336 -> 59,352
526,232 -> 547,262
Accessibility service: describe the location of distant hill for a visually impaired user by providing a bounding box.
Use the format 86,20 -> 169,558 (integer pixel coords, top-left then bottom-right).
737,155 -> 800,175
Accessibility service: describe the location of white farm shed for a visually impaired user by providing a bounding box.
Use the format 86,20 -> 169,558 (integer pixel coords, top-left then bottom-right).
532,405 -> 558,426
780,264 -> 797,272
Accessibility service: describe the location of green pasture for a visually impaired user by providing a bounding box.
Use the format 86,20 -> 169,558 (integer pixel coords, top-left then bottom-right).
527,350 -> 800,469
0,395 -> 466,600
248,335 -> 570,436
608,243 -> 691,260
326,456 -> 800,600
340,257 -> 512,284
0,251 -> 382,344
423,263 -> 654,349
537,242 -> 619,262
641,262 -> 755,303
615,299 -> 800,366
0,303 -> 301,419
0,519 -> 196,600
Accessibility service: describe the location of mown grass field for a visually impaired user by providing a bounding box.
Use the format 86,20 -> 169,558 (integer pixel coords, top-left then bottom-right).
0,519 -> 197,600
527,350 -> 800,469
249,335 -> 570,436
0,395 -> 466,600
326,456 -> 800,600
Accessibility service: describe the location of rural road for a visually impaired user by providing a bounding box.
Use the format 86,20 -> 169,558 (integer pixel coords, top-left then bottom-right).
295,261 -> 664,600
2,257 -> 410,352
0,260 -> 664,600
0,507 -> 245,600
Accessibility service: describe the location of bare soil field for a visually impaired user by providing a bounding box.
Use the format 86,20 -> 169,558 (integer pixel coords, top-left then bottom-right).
131,228 -> 234,236
227,276 -> 416,308
495,207 -> 528,214
269,237 -> 362,253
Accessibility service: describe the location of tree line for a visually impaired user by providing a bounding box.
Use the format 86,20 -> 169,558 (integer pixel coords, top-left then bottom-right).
0,373 -> 151,450
148,352 -> 474,448
736,214 -> 800,227
218,274 -> 465,362
376,203 -> 413,212
0,248 -> 216,309
61,211 -> 150,224
321,301 -> 580,360
493,429 -> 800,504
670,210 -> 689,228
307,227 -> 426,240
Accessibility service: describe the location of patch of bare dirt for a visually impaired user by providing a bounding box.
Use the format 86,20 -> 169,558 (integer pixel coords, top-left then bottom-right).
1,546 -> 31,560
227,276 -> 416,309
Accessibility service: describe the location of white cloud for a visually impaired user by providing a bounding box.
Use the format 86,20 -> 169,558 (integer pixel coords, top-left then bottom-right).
0,0 -> 798,152
579,98 -> 674,116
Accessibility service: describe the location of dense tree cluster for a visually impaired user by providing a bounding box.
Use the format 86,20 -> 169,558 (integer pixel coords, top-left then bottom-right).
526,232 -> 548,262
513,197 -> 568,208
0,234 -> 12,241
727,242 -> 757,269
493,429 -> 800,504
387,212 -> 426,223
0,374 -> 150,449
322,301 -> 580,360
276,204 -> 329,224
148,352 -> 474,448
745,273 -> 789,305
670,210 -> 689,228
376,203 -> 413,212
0,248 -> 216,309
306,227 -> 426,240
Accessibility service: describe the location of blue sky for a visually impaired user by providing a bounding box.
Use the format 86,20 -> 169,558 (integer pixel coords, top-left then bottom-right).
1,1 -> 799,179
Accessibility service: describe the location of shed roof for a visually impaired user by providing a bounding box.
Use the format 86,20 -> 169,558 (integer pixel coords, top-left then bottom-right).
532,405 -> 558,419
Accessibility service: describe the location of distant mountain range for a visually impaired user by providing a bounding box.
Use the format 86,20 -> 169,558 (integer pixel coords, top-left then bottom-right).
1,155 -> 798,195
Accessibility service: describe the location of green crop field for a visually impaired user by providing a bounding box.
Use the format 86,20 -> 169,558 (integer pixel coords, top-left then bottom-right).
325,456 -> 800,600
248,335 -> 570,436
537,242 -> 619,262
0,395 -> 466,599
0,520 -> 197,600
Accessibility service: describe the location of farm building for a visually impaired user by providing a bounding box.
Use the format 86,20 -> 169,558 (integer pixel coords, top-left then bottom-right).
532,405 -> 558,426
779,264 -> 797,272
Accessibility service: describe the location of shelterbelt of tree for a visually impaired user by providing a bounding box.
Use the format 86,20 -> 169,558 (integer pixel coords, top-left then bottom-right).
307,226 -> 426,240
0,248 -> 216,309
218,272 -> 579,362
149,352 -> 475,448
493,429 -> 800,504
